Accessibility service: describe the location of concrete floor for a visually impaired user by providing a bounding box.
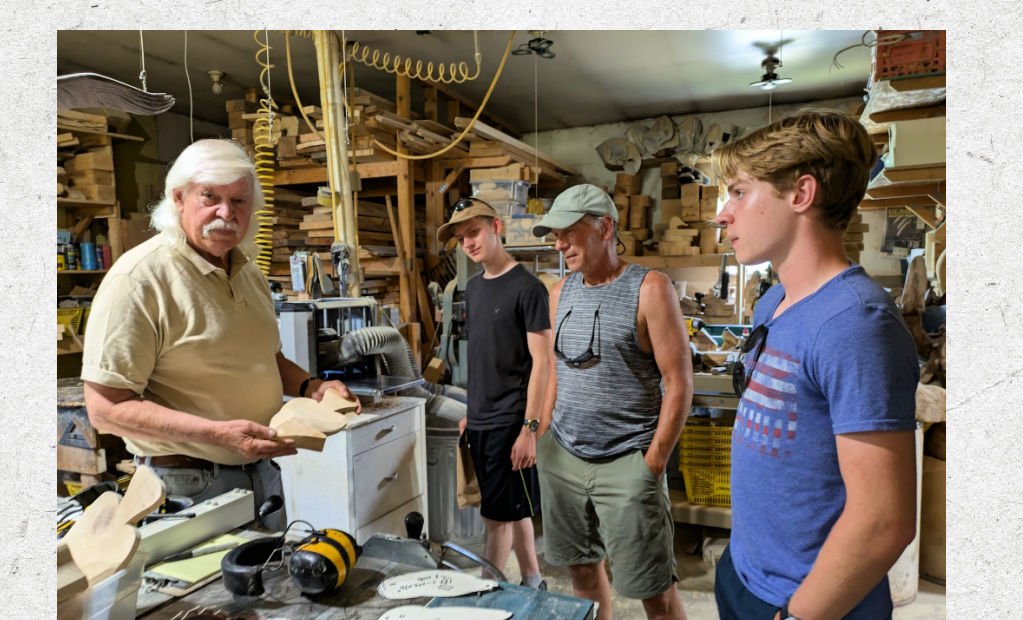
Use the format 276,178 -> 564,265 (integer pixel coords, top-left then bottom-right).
457,519 -> 946,619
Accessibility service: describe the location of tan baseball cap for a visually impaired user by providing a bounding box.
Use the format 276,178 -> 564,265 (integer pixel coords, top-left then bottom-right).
436,198 -> 500,243
532,184 -> 618,237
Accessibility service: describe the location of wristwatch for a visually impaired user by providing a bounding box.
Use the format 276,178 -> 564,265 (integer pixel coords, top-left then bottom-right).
522,419 -> 539,432
779,601 -> 802,620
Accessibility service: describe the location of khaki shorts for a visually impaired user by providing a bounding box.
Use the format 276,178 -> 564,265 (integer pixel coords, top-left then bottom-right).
535,432 -> 678,600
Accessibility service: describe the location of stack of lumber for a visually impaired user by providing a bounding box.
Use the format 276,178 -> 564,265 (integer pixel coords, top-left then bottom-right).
844,212 -> 869,264
657,183 -> 721,255
610,173 -> 649,255
263,185 -> 416,307
660,160 -> 681,200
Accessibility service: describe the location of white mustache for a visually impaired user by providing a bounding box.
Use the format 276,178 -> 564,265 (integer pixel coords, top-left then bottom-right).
202,219 -> 240,238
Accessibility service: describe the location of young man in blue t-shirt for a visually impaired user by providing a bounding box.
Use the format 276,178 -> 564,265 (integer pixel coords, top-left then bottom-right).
437,197 -> 553,589
711,109 -> 919,620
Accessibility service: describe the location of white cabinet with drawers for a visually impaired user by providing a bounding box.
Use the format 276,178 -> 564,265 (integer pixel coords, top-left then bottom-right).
275,396 -> 427,544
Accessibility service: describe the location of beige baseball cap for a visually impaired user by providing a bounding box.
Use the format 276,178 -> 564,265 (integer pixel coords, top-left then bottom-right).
532,184 -> 618,237
436,198 -> 500,243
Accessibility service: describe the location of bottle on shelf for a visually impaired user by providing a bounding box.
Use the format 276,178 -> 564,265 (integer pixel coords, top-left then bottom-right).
66,243 -> 79,271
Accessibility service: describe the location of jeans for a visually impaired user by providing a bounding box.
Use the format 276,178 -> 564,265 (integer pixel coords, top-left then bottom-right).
140,457 -> 287,532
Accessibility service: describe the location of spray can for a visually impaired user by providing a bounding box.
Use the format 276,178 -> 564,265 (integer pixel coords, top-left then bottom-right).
102,245 -> 112,270
57,245 -> 66,271
67,243 -> 79,270
81,242 -> 97,271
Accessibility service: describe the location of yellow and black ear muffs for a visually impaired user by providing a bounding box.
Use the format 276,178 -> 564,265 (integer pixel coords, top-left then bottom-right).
288,529 -> 362,596
221,536 -> 285,597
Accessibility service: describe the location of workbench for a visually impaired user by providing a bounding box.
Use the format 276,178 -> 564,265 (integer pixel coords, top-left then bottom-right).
139,535 -> 594,619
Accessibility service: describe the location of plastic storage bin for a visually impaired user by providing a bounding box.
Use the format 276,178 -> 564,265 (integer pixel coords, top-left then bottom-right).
58,555 -> 144,620
471,180 -> 530,205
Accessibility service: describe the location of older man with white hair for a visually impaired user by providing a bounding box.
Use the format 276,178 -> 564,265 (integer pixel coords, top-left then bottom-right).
82,139 -> 357,529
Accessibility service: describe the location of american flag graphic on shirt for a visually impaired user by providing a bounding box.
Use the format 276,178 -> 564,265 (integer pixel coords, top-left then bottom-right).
733,344 -> 801,458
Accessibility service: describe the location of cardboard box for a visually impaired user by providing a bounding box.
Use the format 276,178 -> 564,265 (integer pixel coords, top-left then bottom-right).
469,163 -> 529,182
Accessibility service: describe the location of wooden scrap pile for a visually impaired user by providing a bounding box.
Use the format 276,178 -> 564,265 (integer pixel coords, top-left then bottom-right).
262,186 -> 411,306
454,117 -> 577,187
680,291 -> 735,322
656,183 -> 722,256
57,111 -> 117,203
843,212 -> 869,264
611,173 -> 647,256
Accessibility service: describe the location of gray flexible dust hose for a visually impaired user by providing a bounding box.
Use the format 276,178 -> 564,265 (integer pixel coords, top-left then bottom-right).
339,326 -> 464,427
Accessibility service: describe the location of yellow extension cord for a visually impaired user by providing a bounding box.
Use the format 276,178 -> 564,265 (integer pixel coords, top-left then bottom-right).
347,32 -> 481,84
251,29 -> 278,275
285,30 -> 517,162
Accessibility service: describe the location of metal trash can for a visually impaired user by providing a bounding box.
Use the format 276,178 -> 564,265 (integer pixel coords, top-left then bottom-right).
425,426 -> 485,545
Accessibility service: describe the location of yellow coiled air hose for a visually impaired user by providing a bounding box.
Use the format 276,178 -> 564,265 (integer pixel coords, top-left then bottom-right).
251,29 -> 278,275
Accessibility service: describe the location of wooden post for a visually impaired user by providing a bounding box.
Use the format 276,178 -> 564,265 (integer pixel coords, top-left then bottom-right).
392,75 -> 417,327
424,86 -> 438,122
425,160 -> 444,273
312,30 -> 361,296
447,100 -> 461,126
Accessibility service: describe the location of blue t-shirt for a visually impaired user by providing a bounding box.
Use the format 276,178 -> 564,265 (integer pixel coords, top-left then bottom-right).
729,265 -> 918,618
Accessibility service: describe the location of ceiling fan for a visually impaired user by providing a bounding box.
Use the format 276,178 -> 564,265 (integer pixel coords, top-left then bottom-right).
749,40 -> 794,91
512,30 -> 555,59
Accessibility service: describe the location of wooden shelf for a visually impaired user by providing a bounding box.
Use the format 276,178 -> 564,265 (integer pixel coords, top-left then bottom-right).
629,254 -> 736,269
58,269 -> 108,276
57,124 -> 144,142
669,488 -> 732,529
57,197 -> 116,209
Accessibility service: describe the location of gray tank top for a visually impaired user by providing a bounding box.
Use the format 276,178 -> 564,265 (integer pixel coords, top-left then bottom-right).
550,263 -> 662,459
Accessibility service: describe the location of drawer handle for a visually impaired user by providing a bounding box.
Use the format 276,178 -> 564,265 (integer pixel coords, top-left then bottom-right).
375,425 -> 397,440
378,472 -> 399,488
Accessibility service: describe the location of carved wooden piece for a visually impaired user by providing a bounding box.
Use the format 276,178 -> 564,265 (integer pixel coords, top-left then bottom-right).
113,463 -> 166,526
269,388 -> 360,452
63,491 -> 142,586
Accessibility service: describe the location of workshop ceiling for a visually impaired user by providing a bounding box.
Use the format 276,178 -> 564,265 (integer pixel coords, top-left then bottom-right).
56,30 -> 872,133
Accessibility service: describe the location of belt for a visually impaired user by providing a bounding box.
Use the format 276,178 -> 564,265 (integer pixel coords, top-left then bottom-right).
137,454 -> 264,470
140,455 -> 218,469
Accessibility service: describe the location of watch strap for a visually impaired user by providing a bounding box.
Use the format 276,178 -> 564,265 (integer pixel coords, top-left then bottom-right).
299,376 -> 316,398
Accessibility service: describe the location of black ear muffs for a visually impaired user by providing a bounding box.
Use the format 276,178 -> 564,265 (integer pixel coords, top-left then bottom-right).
220,536 -> 284,596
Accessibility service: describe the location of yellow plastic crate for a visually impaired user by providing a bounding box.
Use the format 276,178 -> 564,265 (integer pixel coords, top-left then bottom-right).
678,420 -> 733,508
57,307 -> 84,334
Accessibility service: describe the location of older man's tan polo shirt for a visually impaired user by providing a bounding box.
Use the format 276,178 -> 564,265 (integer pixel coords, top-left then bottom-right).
82,235 -> 284,465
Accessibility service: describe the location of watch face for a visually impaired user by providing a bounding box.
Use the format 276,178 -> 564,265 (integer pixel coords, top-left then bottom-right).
525,419 -> 539,432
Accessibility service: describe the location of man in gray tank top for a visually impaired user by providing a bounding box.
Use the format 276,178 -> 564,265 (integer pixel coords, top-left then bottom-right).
531,184 -> 694,620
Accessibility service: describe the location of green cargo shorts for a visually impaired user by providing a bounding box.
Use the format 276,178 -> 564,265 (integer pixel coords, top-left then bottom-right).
535,431 -> 678,600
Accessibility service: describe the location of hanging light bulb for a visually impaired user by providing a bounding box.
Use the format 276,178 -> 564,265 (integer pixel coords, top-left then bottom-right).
208,70 -> 225,95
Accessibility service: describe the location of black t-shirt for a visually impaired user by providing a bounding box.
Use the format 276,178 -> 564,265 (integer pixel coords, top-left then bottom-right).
464,263 -> 551,430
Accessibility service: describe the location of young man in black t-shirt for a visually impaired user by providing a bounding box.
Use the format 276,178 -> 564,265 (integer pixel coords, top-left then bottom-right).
437,197 -> 553,588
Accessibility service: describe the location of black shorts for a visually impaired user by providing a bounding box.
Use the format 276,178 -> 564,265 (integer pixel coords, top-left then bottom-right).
466,423 -> 541,522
